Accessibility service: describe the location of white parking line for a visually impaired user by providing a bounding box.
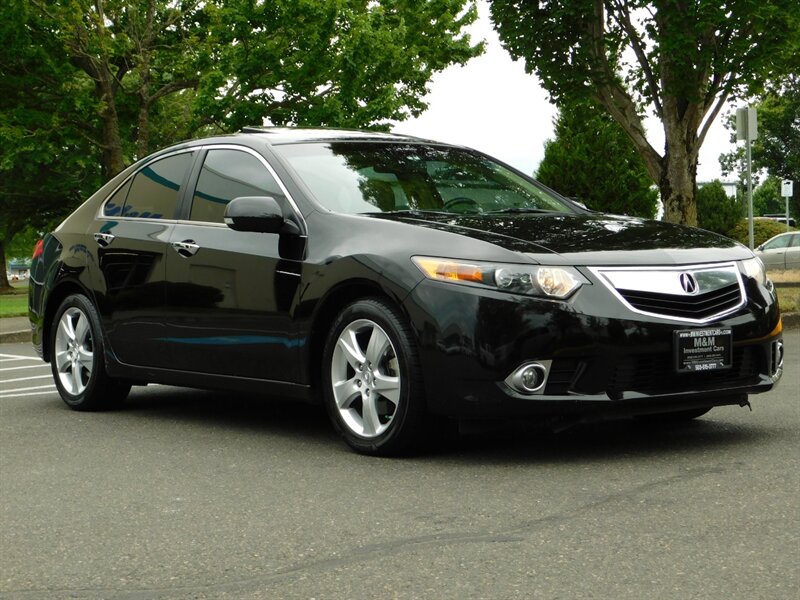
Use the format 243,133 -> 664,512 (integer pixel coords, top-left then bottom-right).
2,374 -> 54,383
0,389 -> 57,399
0,364 -> 49,372
0,356 -> 41,363
0,383 -> 55,393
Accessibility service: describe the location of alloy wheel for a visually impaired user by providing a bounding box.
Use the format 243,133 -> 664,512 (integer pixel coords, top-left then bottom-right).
330,319 -> 401,438
54,307 -> 94,396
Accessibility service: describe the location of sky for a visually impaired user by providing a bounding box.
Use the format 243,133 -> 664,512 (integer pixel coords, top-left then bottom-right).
393,1 -> 737,184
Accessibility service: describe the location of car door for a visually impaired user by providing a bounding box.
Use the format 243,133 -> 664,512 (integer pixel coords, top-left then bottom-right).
91,150 -> 196,366
162,146 -> 305,381
785,234 -> 800,269
758,235 -> 791,270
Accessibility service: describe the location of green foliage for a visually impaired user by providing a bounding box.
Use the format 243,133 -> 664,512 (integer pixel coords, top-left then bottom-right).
720,76 -> 800,219
535,101 -> 657,218
193,0 -> 481,132
726,218 -> 796,247
696,181 -> 742,235
489,0 -> 800,225
6,227 -> 42,262
753,176 -> 789,217
0,0 -> 480,287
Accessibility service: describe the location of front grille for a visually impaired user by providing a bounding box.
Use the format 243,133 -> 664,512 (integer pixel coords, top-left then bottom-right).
544,359 -> 580,395
617,283 -> 742,320
607,346 -> 760,396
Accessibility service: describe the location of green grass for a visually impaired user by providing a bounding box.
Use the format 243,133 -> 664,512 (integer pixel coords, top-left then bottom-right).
777,287 -> 799,314
1,281 -> 28,317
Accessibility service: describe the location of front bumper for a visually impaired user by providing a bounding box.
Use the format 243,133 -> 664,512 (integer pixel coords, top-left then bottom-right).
404,276 -> 782,418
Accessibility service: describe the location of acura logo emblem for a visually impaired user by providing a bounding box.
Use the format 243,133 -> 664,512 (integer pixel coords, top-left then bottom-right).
680,272 -> 698,294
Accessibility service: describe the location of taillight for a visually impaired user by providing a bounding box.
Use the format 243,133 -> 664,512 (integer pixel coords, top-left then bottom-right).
32,239 -> 44,259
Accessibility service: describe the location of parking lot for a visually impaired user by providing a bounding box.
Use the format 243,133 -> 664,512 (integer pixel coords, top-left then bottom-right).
1,332 -> 798,599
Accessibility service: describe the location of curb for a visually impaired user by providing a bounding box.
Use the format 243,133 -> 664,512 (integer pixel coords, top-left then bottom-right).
0,330 -> 31,344
781,312 -> 800,329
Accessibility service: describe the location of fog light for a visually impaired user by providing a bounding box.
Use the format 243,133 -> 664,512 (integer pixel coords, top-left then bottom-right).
504,361 -> 551,395
520,366 -> 542,391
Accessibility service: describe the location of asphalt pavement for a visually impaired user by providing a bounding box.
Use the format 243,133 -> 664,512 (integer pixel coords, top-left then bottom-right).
0,333 -> 798,599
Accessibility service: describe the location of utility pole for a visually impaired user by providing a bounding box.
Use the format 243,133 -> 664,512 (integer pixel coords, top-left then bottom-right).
736,107 -> 758,249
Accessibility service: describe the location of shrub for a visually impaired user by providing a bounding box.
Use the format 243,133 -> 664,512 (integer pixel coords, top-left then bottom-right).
696,180 -> 742,235
726,218 -> 797,247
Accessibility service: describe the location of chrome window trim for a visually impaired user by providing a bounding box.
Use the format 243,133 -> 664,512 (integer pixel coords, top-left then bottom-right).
97,144 -> 307,232
588,262 -> 747,324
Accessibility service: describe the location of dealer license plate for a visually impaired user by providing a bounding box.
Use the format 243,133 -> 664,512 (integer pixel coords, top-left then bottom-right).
674,328 -> 732,373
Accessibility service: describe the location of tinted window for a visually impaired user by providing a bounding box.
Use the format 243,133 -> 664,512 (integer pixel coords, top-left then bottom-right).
791,234 -> 800,247
121,152 -> 193,219
276,142 -> 573,215
190,149 -> 284,223
104,179 -> 132,216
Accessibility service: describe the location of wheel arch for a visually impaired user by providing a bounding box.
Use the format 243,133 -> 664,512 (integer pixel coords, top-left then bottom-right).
42,279 -> 96,363
304,279 -> 410,396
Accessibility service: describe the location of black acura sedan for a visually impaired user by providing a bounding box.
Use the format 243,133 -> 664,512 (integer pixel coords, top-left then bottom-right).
29,128 -> 784,455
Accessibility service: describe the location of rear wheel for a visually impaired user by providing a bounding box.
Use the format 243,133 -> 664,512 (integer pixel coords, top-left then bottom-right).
50,294 -> 130,411
322,298 -> 428,456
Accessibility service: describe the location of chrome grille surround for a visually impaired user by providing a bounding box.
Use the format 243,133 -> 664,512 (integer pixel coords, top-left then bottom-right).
588,263 -> 747,324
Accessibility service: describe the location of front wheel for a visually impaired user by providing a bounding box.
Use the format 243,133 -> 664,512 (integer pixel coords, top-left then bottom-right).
50,294 -> 131,411
322,298 -> 428,456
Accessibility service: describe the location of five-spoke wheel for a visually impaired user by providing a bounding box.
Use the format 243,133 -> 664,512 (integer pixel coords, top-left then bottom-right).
50,294 -> 130,410
323,298 -> 428,455
54,306 -> 94,396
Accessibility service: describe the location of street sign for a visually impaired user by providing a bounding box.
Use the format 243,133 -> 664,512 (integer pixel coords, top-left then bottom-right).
782,179 -> 794,197
736,107 -> 758,141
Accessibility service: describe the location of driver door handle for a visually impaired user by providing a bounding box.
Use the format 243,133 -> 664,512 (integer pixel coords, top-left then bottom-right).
171,239 -> 200,258
94,233 -> 115,247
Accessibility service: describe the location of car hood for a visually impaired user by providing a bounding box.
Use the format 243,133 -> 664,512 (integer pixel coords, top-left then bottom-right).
369,212 -> 752,265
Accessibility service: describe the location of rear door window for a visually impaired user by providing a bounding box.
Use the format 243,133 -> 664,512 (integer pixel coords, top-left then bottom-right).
119,152 -> 194,219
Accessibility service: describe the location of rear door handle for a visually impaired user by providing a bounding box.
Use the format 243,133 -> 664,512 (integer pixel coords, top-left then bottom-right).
171,239 -> 200,258
94,233 -> 115,247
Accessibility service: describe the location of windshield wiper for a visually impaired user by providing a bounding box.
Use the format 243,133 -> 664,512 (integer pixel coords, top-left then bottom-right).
484,207 -> 560,215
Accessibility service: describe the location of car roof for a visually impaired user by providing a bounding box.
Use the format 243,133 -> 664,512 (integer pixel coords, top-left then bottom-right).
235,126 -> 436,146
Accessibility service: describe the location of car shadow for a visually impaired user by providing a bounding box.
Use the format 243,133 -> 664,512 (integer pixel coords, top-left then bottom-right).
114,385 -> 776,464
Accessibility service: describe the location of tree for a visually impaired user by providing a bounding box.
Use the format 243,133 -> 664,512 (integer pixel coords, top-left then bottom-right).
753,176 -> 786,217
535,100 -> 657,218
192,0 -> 481,132
0,0 -> 102,289
720,75 -> 800,218
696,180 -> 741,235
0,0 -> 481,289
490,0 -> 800,225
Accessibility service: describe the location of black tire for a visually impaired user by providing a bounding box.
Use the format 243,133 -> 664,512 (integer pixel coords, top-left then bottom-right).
49,294 -> 131,411
637,407 -> 712,422
322,298 -> 429,456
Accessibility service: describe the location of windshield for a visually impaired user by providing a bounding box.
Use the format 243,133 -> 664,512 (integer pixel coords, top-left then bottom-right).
275,142 -> 575,216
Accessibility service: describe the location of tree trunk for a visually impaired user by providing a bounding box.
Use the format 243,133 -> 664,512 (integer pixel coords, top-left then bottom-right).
660,145 -> 699,226
659,100 -> 700,226
99,74 -> 125,179
0,239 -> 11,290
136,0 -> 156,160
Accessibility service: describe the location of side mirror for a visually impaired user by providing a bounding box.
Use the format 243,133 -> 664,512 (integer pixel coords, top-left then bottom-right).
223,196 -> 300,235
756,244 -> 764,252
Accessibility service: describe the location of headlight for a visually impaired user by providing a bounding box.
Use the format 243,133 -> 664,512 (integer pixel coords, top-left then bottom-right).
412,256 -> 588,299
740,257 -> 767,285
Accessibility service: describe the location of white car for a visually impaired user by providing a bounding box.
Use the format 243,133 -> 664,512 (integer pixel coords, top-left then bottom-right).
755,232 -> 800,270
